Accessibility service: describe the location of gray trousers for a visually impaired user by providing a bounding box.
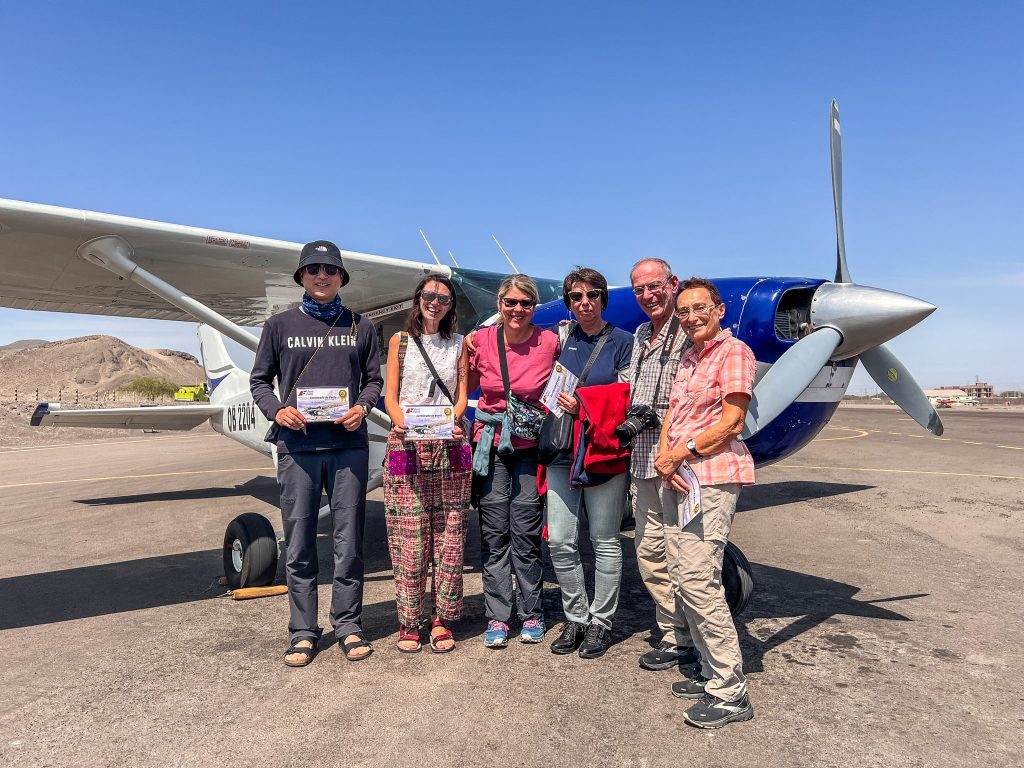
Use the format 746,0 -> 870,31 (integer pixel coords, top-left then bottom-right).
475,447 -> 544,624
546,467 -> 627,629
277,448 -> 368,644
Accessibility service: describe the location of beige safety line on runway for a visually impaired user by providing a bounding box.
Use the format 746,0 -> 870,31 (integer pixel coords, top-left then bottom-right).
864,429 -> 1023,451
773,464 -> 1023,481
0,466 -> 272,490
0,433 -> 221,454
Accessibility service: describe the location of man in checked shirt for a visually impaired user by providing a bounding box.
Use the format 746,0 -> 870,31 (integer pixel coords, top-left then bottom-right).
654,276 -> 756,729
625,258 -> 701,673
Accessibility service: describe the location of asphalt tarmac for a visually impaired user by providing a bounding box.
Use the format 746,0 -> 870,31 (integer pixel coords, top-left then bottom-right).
0,407 -> 1021,767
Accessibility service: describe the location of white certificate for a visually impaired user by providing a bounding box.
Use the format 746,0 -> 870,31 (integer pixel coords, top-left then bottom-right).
296,386 -> 351,422
676,462 -> 703,527
540,362 -> 579,415
403,404 -> 455,440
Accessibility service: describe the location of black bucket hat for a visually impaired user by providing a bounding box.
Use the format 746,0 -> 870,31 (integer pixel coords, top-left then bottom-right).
293,240 -> 350,286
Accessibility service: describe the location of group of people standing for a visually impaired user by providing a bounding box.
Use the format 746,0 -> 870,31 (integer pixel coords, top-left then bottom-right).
251,240 -> 757,729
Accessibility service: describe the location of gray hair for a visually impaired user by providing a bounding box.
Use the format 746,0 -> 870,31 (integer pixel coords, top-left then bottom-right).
629,258 -> 674,283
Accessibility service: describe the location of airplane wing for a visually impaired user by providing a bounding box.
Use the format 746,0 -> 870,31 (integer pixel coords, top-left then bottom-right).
31,402 -> 224,430
0,198 -> 444,325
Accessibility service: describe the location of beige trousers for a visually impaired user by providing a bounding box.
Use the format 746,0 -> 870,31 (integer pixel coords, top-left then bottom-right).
630,475 -> 693,649
666,482 -> 746,701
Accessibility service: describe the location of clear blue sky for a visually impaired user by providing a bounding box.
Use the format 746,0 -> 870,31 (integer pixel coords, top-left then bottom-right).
2,2 -> 1021,392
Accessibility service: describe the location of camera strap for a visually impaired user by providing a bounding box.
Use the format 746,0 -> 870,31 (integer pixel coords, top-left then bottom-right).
567,322 -> 613,389
632,315 -> 681,406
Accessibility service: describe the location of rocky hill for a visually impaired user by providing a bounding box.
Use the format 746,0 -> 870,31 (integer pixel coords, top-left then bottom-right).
0,335 -> 205,400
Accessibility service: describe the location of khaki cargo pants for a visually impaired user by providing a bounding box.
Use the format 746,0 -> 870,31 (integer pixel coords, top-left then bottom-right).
666,482 -> 746,701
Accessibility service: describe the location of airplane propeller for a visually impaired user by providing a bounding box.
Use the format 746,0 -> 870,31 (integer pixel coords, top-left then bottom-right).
742,101 -> 944,439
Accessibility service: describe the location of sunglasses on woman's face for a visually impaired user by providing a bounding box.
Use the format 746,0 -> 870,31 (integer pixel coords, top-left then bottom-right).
420,290 -> 452,306
303,264 -> 341,277
568,289 -> 602,303
501,297 -> 536,309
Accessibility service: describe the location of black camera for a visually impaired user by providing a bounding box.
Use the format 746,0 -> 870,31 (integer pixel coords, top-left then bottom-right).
614,404 -> 660,447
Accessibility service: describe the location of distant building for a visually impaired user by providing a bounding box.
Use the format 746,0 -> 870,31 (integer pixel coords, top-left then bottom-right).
942,382 -> 994,399
925,389 -> 967,400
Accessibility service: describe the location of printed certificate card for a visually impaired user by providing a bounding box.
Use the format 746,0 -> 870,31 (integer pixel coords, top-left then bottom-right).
296,387 -> 351,422
404,404 -> 455,440
540,362 -> 579,414
676,462 -> 703,527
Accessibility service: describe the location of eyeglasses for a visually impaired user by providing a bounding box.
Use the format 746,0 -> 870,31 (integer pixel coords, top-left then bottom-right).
500,297 -> 537,309
420,290 -> 452,306
303,264 -> 341,277
567,289 -> 602,303
674,302 -> 720,319
631,279 -> 671,296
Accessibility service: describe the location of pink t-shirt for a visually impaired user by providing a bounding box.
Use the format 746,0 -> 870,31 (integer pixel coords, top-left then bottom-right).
469,324 -> 560,448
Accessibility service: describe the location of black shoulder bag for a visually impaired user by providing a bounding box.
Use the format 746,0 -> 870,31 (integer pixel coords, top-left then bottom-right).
538,322 -> 612,466
496,325 -> 547,440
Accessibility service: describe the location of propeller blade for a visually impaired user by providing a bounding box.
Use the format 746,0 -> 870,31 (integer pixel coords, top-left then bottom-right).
831,100 -> 852,284
859,344 -> 944,436
741,327 -> 842,439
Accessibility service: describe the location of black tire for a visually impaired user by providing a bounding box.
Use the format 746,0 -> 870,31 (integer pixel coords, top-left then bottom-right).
723,541 -> 755,617
222,512 -> 278,589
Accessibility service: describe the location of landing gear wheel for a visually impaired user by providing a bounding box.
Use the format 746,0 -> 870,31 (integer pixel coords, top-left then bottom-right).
723,541 -> 755,617
222,512 -> 278,589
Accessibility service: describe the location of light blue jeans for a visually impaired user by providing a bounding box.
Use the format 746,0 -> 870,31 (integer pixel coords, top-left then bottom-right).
545,466 -> 628,629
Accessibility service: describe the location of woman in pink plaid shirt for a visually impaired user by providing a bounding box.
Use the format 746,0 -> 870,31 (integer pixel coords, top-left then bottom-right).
653,276 -> 757,730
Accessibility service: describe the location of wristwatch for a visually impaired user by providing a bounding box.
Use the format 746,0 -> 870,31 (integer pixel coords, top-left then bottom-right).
686,438 -> 702,459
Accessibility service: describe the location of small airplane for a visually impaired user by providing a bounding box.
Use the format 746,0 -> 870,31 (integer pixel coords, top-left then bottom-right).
0,101 -> 942,614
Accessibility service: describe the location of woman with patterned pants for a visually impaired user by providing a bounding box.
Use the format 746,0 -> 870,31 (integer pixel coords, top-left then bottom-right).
383,274 -> 471,653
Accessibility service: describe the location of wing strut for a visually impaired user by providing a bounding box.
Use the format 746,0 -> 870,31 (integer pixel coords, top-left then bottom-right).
78,236 -> 258,351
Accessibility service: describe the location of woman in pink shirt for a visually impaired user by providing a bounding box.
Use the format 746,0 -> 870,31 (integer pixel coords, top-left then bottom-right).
468,274 -> 560,648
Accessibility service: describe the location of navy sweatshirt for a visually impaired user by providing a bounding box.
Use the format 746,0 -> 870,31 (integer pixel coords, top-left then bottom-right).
250,306 -> 383,454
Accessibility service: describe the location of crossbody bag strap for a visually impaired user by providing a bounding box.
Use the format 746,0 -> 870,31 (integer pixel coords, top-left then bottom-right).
282,309 -> 345,405
496,325 -> 512,400
411,333 -> 455,405
575,322 -> 612,388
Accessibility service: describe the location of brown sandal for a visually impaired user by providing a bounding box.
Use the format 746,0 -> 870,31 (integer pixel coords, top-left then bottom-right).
397,624 -> 422,654
429,618 -> 456,654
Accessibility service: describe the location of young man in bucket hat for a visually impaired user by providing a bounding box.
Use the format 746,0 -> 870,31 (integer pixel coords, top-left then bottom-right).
251,239 -> 383,666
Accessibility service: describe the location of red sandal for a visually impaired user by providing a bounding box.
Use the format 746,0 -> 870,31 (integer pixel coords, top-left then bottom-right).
429,618 -> 456,654
397,624 -> 421,654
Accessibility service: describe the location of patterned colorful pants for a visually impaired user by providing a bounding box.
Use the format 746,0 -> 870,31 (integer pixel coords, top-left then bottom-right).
383,432 -> 472,627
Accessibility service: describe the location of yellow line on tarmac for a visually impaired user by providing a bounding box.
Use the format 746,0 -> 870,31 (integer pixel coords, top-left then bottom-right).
845,430 -> 1021,451
0,433 -> 220,454
816,428 -> 870,441
773,464 -> 1022,481
0,466 -> 271,490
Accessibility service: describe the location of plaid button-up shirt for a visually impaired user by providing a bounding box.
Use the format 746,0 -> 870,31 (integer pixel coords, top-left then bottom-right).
628,318 -> 690,479
666,328 -> 756,486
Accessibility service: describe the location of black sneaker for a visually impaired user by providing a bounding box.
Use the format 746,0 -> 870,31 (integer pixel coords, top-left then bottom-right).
639,641 -> 699,671
578,623 -> 613,659
670,675 -> 709,700
550,621 -> 587,655
682,693 -> 754,729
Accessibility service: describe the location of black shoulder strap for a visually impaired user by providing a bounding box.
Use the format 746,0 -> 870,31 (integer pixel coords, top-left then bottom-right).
411,334 -> 455,405
575,323 -> 613,388
496,325 -> 512,399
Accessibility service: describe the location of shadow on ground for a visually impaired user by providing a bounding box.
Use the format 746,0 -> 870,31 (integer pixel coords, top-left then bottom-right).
0,478 -> 925,663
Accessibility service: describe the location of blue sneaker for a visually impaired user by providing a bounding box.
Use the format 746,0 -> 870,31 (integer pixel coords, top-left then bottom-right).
519,617 -> 546,644
484,620 -> 509,648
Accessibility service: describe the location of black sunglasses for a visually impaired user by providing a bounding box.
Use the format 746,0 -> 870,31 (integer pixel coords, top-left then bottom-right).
568,289 -> 602,303
420,290 -> 452,306
501,297 -> 536,309
302,264 -> 341,277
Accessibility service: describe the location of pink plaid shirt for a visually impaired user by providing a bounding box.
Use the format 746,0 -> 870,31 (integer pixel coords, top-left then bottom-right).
665,329 -> 756,486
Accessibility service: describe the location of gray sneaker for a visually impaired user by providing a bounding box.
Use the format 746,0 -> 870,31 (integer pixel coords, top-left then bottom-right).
639,641 -> 700,671
670,675 -> 709,700
683,693 -> 754,729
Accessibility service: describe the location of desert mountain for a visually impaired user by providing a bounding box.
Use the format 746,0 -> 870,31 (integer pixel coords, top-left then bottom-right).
0,335 -> 204,399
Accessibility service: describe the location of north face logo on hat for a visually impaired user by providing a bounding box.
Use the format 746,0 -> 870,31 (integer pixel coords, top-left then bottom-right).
315,245 -> 329,252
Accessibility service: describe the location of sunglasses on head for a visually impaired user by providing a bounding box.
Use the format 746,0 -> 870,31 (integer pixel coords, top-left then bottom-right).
420,290 -> 452,306
500,297 -> 536,309
568,289 -> 602,303
303,264 -> 341,277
